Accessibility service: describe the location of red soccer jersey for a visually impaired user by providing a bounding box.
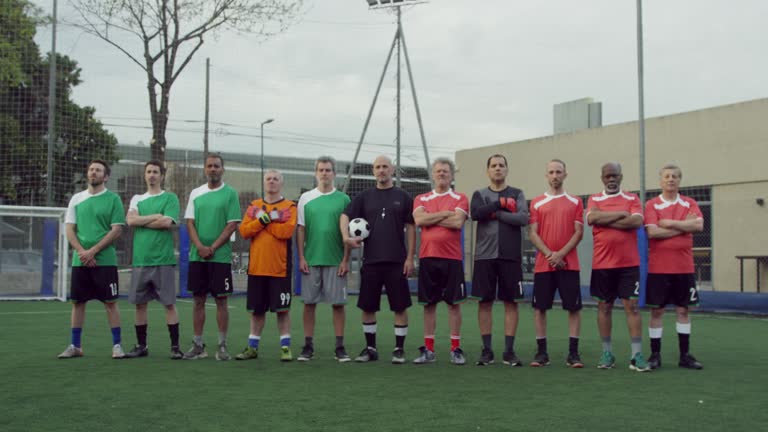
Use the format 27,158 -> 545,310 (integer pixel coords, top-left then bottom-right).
644,194 -> 703,274
413,189 -> 469,260
529,192 -> 584,273
587,191 -> 643,269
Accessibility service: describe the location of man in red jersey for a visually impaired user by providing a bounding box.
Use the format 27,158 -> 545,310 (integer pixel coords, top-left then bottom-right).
528,159 -> 584,368
587,162 -> 649,372
644,164 -> 704,370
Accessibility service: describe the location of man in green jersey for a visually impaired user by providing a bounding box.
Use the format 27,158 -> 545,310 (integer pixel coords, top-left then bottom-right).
296,156 -> 352,362
183,153 -> 241,360
124,160 -> 183,359
58,160 -> 126,359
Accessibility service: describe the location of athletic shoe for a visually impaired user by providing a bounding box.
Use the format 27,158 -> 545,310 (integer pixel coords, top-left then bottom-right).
57,344 -> 83,359
280,346 -> 293,362
112,344 -> 126,359
597,351 -> 616,369
648,352 -> 662,369
391,348 -> 406,364
629,352 -> 651,372
216,342 -> 230,361
530,351 -> 550,367
678,353 -> 703,370
354,347 -> 379,362
566,352 -> 584,368
412,346 -> 436,364
170,346 -> 184,360
183,342 -> 207,360
297,345 -> 314,362
450,347 -> 466,366
334,346 -> 351,363
476,347 -> 495,366
502,351 -> 522,367
124,344 -> 149,359
235,346 -> 258,360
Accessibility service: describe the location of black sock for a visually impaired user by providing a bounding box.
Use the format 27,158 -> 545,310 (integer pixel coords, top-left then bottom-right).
650,337 -> 662,353
305,336 -> 314,348
136,324 -> 148,346
536,338 -> 547,353
394,324 -> 407,349
504,335 -> 515,353
678,333 -> 690,356
363,321 -> 377,348
167,323 -> 179,347
481,334 -> 492,350
335,336 -> 344,348
569,337 -> 579,354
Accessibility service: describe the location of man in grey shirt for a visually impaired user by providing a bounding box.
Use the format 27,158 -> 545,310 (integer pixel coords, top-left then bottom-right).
470,154 -> 529,366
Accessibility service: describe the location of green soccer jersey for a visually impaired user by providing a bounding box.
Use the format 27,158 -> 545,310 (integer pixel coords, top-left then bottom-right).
297,188 -> 350,266
65,189 -> 126,267
129,191 -> 180,266
184,183 -> 241,263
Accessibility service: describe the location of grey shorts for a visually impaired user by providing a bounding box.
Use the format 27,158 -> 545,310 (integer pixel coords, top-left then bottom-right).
129,265 -> 177,306
300,266 -> 347,305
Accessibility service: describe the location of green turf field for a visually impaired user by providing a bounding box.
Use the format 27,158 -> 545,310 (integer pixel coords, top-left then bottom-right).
0,297 -> 765,432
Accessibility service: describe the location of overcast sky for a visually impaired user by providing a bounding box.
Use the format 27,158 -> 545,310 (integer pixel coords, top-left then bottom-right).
31,0 -> 768,167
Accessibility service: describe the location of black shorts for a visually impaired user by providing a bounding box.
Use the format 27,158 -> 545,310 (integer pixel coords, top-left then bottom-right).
418,258 -> 466,306
645,273 -> 699,308
70,266 -> 119,303
532,270 -> 582,311
247,275 -> 292,314
358,262 -> 412,313
590,267 -> 640,303
470,259 -> 524,303
188,262 -> 234,298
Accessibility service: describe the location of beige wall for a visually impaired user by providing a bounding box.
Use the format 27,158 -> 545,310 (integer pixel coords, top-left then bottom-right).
713,182 -> 768,292
455,98 -> 768,291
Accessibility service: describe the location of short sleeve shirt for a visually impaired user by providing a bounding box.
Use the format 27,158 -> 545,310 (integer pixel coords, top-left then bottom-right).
644,194 -> 703,274
129,191 -> 180,267
529,192 -> 584,273
298,188 -> 350,266
65,189 -> 126,267
587,191 -> 643,269
184,183 -> 241,263
413,189 -> 468,261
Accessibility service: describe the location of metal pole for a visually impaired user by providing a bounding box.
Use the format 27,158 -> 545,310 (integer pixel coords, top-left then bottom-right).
395,6 -> 402,187
343,31 -> 399,193
46,0 -> 58,206
399,23 -> 431,183
204,58 -> 210,159
637,0 -> 646,203
260,122 -> 265,198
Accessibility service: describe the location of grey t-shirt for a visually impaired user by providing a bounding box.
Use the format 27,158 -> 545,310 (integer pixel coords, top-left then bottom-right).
470,186 -> 528,261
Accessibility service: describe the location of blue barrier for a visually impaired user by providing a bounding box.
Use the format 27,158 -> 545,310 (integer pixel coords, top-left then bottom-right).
637,227 -> 648,308
39,220 -> 57,296
178,224 -> 190,298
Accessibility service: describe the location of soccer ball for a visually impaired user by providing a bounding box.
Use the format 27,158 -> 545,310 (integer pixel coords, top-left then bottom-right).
348,218 -> 371,240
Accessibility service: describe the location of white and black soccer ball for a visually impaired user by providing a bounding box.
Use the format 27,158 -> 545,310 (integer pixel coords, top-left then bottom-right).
348,218 -> 371,240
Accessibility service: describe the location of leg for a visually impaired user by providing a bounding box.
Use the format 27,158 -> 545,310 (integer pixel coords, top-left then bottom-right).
568,310 -> 581,338
623,298 -> 642,339
597,301 -> 613,341
303,303 -> 317,339
135,303 -> 149,326
534,308 -> 547,339
447,303 -> 461,341
214,296 -> 229,333
478,301 -> 493,343
503,301 -> 519,338
165,304 -> 179,325
332,305 -> 345,338
71,302 -> 86,329
104,301 -> 121,329
192,294 -> 207,337
252,312 -> 266,337
423,303 -> 437,340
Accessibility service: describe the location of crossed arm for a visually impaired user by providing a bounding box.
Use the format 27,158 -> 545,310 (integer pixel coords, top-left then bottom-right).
126,209 -> 175,229
587,209 -> 643,230
646,214 -> 703,239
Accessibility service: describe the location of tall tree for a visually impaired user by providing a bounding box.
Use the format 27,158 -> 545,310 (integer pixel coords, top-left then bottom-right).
68,0 -> 303,162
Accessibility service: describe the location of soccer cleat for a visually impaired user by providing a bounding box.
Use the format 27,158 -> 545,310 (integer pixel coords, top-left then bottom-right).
450,347 -> 466,366
412,346 -> 436,364
112,344 -> 126,359
502,351 -> 522,367
629,352 -> 651,372
215,342 -> 230,361
183,342 -> 207,360
57,344 -> 83,359
678,353 -> 703,370
297,345 -> 314,362
391,348 -> 406,364
566,352 -> 584,368
648,352 -> 662,369
124,344 -> 149,359
530,351 -> 550,367
170,346 -> 184,360
334,346 -> 351,363
355,347 -> 379,362
475,347 -> 495,366
280,346 -> 293,362
235,346 -> 259,360
597,351 -> 616,369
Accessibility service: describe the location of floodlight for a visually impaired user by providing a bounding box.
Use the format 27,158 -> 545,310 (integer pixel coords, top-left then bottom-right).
365,0 -> 427,10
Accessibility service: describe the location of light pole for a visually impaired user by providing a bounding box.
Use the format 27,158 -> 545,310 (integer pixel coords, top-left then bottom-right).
260,118 -> 274,197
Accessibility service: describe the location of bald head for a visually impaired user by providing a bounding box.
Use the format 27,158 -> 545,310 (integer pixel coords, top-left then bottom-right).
372,155 -> 395,188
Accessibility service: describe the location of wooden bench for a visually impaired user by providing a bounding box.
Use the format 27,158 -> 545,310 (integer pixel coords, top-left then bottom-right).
735,255 -> 768,293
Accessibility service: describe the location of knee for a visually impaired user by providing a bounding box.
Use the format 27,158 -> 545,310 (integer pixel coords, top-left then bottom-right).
598,303 -> 613,315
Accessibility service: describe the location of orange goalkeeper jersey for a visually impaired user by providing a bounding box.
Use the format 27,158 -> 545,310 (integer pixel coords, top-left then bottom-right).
239,197 -> 297,277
